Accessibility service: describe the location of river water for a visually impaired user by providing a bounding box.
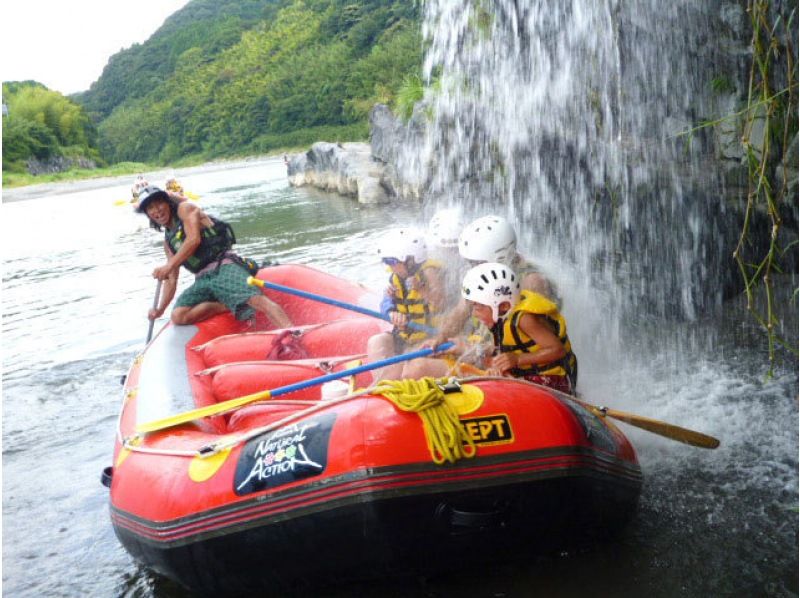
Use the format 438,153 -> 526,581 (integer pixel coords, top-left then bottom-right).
2,157 -> 797,597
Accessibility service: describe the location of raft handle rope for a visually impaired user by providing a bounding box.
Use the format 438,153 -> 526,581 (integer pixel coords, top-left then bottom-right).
119,377 -> 479,464
371,377 -> 477,465
120,394 -> 370,457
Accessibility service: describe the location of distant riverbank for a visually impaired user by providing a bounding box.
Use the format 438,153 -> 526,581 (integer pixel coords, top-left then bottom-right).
2,154 -> 287,203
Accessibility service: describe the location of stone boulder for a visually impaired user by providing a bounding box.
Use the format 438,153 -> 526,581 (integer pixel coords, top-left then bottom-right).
287,141 -> 390,204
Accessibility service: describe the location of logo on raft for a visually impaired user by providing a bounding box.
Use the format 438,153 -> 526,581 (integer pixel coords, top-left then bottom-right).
460,414 -> 513,446
234,412 -> 336,495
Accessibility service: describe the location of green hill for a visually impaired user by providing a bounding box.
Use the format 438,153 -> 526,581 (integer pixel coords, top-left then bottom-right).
77,0 -> 422,164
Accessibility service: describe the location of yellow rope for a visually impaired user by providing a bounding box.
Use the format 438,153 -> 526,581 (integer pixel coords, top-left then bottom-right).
373,377 -> 477,465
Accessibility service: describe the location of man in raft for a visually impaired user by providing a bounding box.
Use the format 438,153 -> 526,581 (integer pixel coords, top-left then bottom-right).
137,185 -> 292,328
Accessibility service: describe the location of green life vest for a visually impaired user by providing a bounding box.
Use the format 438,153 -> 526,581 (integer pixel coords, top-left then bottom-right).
165,215 -> 236,274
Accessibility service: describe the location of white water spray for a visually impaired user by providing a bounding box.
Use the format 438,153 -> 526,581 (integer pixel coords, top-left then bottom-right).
401,0 -> 742,334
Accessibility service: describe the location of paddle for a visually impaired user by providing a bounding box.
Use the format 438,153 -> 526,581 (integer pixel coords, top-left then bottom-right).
145,280 -> 163,344
572,398 -> 720,449
136,341 -> 454,434
454,364 -> 720,449
247,276 -> 437,335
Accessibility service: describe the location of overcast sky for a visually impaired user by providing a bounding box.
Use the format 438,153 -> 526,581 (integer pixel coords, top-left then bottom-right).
1,0 -> 191,95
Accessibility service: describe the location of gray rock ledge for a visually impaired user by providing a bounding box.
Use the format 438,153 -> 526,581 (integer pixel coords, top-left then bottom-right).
286,141 -> 390,205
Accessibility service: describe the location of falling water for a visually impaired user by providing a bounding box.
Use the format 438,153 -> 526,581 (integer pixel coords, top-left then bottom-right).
400,0 -> 760,334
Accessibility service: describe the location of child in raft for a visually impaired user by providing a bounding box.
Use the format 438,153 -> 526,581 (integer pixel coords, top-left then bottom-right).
402,262 -> 578,394
366,227 -> 447,382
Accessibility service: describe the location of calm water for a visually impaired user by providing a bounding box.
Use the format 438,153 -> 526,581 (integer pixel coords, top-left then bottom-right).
2,158 -> 797,597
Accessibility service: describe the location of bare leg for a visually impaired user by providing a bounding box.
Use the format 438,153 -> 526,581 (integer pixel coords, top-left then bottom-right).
248,295 -> 292,328
366,332 -> 405,382
172,302 -> 228,325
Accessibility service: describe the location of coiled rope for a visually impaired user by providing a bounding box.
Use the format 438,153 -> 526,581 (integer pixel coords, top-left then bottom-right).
373,377 -> 477,465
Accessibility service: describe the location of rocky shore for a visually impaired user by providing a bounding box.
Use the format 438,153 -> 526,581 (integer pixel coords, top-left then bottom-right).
286,104 -> 423,204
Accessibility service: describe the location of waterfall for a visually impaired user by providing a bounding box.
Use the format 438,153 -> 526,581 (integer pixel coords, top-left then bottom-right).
398,0 -> 751,339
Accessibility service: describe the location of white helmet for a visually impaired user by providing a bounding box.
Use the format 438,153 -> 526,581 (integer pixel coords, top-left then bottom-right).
461,262 -> 521,323
458,215 -> 517,265
131,177 -> 148,197
377,227 -> 428,264
427,208 -> 462,249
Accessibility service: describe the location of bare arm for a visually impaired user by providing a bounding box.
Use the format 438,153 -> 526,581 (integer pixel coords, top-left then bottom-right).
152,202 -> 206,280
148,242 -> 180,319
420,265 -> 447,311
423,298 -> 471,349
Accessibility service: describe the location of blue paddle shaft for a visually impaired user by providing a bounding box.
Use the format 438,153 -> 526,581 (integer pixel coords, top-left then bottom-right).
257,279 -> 437,335
270,342 -> 454,398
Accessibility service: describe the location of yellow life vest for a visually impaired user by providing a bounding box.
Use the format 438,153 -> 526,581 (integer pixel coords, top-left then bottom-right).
389,260 -> 442,343
166,180 -> 184,194
492,290 -> 577,384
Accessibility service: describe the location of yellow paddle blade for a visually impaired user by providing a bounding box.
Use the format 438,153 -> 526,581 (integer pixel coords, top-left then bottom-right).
113,199 -> 130,206
186,191 -> 200,200
136,388 -> 272,434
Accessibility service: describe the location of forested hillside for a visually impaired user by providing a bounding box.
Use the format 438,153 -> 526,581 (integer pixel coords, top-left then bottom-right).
79,0 -> 422,164
2,82 -> 99,174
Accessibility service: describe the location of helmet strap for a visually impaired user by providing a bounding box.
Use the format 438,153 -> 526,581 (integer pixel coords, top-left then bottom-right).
405,257 -> 421,275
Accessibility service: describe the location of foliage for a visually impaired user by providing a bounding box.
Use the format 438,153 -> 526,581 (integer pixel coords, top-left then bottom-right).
394,73 -> 424,121
84,0 -> 421,165
2,82 -> 99,172
2,160 -> 152,189
74,0 -> 280,120
674,1 -> 798,372
6,0 -> 424,178
734,0 -> 798,372
247,122 -> 369,154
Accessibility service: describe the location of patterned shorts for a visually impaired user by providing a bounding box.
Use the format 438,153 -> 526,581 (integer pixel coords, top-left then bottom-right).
175,263 -> 260,320
519,374 -> 573,395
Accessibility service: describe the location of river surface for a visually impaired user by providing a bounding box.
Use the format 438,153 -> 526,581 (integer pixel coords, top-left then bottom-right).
2,158 -> 797,597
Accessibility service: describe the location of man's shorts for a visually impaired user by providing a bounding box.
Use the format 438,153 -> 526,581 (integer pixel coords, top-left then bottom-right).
175,263 -> 260,320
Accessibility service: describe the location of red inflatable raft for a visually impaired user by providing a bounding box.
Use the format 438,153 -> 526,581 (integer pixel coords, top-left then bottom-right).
105,264 -> 642,595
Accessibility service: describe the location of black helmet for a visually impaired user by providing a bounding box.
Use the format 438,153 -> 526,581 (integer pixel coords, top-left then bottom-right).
136,186 -> 170,213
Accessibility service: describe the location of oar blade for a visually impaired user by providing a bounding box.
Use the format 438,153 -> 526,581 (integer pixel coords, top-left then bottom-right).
602,407 -> 720,449
136,389 -> 272,434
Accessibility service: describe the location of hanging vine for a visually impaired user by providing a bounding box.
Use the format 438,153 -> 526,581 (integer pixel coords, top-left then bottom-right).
736,0 -> 798,373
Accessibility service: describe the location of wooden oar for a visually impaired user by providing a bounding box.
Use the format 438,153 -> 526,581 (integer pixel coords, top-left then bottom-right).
136,342 -> 453,434
247,276 -> 437,335
457,365 -> 720,449
572,398 -> 720,449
